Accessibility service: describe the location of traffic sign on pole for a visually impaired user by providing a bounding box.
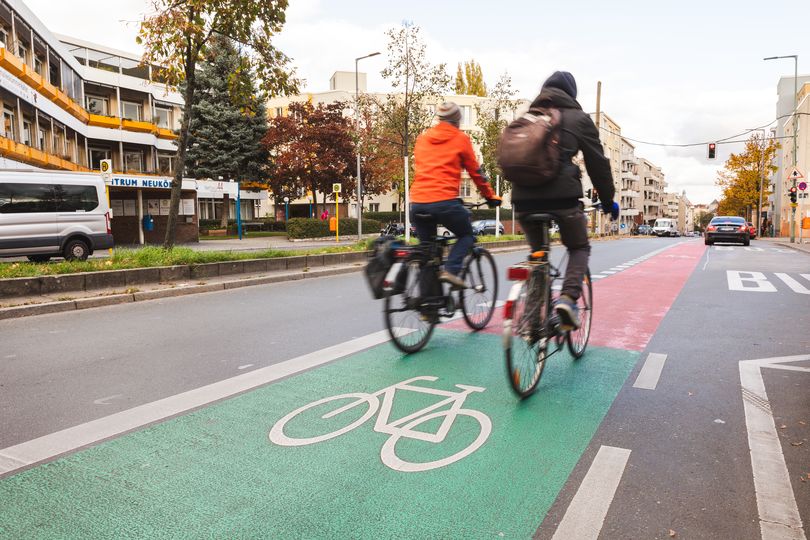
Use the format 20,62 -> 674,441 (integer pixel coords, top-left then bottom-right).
799,181 -> 807,191
787,167 -> 804,180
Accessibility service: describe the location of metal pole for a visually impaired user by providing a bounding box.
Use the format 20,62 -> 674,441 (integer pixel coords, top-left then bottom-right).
495,174 -> 500,238
791,56 -> 798,243
355,58 -> 362,241
236,181 -> 242,240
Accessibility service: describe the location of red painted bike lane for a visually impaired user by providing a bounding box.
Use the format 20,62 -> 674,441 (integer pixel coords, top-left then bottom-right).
447,241 -> 707,352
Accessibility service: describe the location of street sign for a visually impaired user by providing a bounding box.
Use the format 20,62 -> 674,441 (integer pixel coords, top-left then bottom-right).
332,183 -> 342,193
787,167 -> 804,180
799,181 -> 807,191
620,223 -> 626,229
100,159 -> 112,180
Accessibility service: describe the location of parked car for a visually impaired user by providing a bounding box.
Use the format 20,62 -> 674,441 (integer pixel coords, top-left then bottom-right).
652,218 -> 679,237
635,224 -> 653,235
746,222 -> 757,239
471,219 -> 505,236
0,171 -> 114,261
705,216 -> 749,246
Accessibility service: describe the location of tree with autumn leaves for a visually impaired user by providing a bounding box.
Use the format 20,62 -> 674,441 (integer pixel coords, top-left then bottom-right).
263,102 -> 355,215
716,133 -> 780,221
138,0 -> 299,248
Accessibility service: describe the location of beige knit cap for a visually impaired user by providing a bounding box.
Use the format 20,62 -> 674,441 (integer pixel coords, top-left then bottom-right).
437,101 -> 461,126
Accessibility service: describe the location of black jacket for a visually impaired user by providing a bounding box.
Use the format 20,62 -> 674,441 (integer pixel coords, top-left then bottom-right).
510,87 -> 615,212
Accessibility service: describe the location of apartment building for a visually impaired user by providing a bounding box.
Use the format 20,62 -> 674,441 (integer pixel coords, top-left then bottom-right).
663,190 -> 693,234
619,137 -> 641,233
639,157 -> 666,225
769,73 -> 810,236
266,71 -> 529,220
780,81 -> 810,238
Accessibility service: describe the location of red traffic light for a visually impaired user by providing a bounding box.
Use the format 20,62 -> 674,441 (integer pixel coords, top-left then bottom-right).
708,143 -> 717,159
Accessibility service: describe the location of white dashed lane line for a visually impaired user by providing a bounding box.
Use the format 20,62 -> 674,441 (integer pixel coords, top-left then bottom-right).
590,243 -> 683,280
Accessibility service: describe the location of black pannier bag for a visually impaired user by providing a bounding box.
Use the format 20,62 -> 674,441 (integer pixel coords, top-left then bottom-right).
364,235 -> 402,299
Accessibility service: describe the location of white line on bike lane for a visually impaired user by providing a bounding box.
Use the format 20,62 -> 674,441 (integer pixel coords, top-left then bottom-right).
633,353 -> 668,390
550,445 -> 632,540
0,330 -> 392,477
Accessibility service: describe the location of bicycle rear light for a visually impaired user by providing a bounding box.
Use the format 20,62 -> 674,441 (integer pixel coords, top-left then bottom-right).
507,266 -> 530,281
504,300 -> 514,319
393,249 -> 410,259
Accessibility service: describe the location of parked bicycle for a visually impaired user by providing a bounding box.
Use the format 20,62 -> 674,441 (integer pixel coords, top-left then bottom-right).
382,202 -> 499,353
502,212 -> 593,397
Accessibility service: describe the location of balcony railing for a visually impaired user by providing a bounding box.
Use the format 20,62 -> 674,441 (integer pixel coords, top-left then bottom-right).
0,135 -> 90,172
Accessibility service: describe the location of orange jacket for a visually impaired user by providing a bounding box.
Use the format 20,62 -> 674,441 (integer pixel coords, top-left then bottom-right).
411,122 -> 495,203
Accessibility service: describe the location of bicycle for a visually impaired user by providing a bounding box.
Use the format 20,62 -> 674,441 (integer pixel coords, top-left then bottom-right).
268,376 -> 491,472
382,202 -> 499,353
503,212 -> 593,397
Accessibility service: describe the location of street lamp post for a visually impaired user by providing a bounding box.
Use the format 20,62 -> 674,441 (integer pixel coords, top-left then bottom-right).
355,51 -> 381,242
283,196 -> 290,222
764,54 -> 798,242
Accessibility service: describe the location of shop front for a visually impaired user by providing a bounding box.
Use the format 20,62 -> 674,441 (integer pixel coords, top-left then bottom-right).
107,175 -> 198,244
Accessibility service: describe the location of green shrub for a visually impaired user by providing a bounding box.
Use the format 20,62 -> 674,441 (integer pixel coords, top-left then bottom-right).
287,218 -> 382,239
365,208 -> 513,222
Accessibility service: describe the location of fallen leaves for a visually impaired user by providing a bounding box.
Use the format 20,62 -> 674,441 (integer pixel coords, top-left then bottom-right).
669,529 -> 677,538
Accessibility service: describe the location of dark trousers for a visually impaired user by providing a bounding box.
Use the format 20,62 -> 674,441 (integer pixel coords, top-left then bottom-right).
518,204 -> 590,301
411,199 -> 474,275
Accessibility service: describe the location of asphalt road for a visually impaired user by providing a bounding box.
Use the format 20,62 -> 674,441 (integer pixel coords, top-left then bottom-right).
1,236 -> 808,539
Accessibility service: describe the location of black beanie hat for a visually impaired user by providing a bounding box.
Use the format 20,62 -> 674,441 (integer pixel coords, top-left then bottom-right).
542,71 -> 577,99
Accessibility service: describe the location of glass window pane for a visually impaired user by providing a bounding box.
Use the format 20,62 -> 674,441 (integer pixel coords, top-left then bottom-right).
86,95 -> 108,115
90,148 -> 110,170
120,57 -> 149,79
122,101 -> 142,121
154,107 -> 171,128
0,183 -> 57,213
54,184 -> 98,212
124,151 -> 143,172
87,49 -> 119,73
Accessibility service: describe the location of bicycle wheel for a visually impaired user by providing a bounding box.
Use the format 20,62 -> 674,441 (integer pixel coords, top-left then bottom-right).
460,248 -> 499,330
269,393 -> 379,446
384,261 -> 436,353
504,271 -> 550,397
567,269 -> 592,358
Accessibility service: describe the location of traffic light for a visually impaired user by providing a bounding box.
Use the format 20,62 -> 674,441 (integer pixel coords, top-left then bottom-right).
708,143 -> 716,159
789,186 -> 798,203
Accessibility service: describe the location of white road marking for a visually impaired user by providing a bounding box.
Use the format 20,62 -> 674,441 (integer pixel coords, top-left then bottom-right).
727,271 -> 777,293
550,445 -> 631,540
774,273 -> 810,295
601,270 -> 617,275
0,330 -> 392,477
591,275 -> 606,279
237,364 -> 254,370
740,354 -> 808,540
92,394 -> 123,406
632,353 -> 668,390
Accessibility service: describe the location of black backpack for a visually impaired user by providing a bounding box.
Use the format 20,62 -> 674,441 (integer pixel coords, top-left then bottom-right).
497,107 -> 562,186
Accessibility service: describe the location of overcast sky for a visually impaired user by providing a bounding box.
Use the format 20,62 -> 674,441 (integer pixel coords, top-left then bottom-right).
25,0 -> 810,204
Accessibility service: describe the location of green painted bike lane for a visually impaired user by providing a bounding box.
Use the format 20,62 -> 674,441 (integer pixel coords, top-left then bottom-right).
0,330 -> 637,539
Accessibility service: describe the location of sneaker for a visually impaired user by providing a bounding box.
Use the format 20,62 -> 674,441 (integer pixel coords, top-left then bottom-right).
439,270 -> 467,289
555,295 -> 580,330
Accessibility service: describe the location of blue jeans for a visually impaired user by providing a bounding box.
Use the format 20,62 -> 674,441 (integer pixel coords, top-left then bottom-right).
411,199 -> 474,275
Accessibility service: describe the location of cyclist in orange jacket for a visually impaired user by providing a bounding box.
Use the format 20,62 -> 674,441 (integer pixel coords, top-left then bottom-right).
411,102 -> 502,288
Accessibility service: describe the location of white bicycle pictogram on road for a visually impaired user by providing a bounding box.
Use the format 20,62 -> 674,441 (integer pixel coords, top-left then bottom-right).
268,376 -> 492,472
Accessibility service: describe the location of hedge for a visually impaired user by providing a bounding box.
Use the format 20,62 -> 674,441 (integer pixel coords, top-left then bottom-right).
199,219 -> 286,232
287,218 -> 382,239
365,208 -> 513,222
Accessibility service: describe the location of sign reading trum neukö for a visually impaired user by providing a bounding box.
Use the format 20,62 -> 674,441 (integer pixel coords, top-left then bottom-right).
109,177 -> 173,189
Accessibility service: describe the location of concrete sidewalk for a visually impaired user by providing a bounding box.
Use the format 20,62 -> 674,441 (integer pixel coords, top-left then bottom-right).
764,236 -> 810,254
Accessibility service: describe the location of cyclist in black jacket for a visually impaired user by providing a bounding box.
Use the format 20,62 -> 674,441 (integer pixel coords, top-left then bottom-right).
511,71 -> 618,329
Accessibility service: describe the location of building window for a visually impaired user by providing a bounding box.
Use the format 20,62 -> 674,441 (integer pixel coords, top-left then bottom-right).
0,28 -> 8,50
122,101 -> 143,121
38,128 -> 46,151
34,55 -> 44,76
461,105 -> 472,126
369,203 -> 380,212
392,203 -> 397,212
274,107 -> 283,117
124,151 -> 144,172
460,178 -> 472,198
153,106 -> 172,128
89,148 -> 110,170
86,95 -> 109,116
22,120 -> 32,146
157,153 -> 174,175
17,43 -> 27,63
2,107 -> 15,141
52,126 -> 66,157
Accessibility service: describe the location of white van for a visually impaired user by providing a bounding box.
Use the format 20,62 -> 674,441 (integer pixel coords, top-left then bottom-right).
0,171 -> 114,261
652,218 -> 678,237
